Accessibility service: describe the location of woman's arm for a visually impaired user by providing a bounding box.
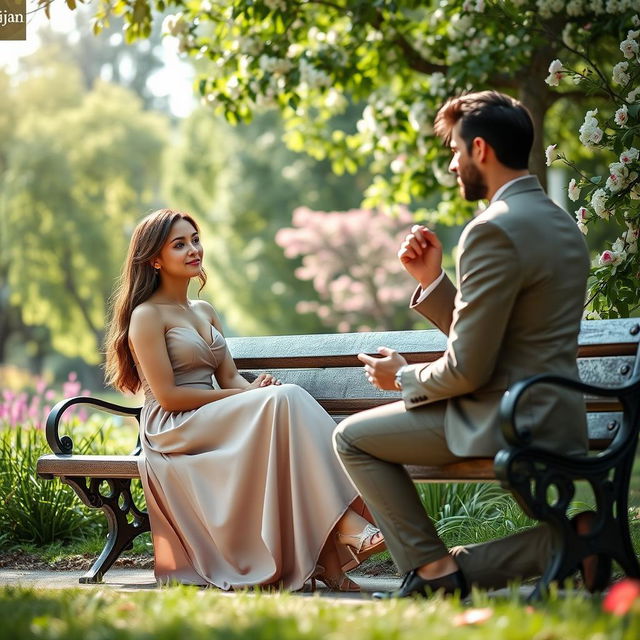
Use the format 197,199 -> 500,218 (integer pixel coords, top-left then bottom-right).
129,304 -> 244,412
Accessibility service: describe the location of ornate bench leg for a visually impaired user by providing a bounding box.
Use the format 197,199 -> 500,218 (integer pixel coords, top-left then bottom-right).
605,463 -> 640,580
62,477 -> 150,584
502,452 -> 640,601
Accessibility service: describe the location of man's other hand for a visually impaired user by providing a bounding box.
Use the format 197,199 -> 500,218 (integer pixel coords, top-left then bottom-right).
398,225 -> 443,289
358,347 -> 408,390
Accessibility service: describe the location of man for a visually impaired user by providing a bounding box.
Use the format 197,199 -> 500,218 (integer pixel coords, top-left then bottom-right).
334,91 -> 591,598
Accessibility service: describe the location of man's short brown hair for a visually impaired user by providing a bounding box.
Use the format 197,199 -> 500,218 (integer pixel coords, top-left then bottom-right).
434,91 -> 534,170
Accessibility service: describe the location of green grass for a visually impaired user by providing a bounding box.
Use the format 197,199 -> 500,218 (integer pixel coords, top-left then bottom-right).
9,532 -> 153,566
0,586 -> 637,640
0,419 -> 142,547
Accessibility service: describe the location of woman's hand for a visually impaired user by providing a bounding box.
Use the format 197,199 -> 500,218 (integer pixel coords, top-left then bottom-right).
246,373 -> 282,389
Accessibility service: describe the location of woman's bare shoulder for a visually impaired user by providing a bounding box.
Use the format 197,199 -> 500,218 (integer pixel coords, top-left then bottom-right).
130,301 -> 164,330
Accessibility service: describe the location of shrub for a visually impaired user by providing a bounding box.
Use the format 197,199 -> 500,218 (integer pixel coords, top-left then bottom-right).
0,426 -> 106,546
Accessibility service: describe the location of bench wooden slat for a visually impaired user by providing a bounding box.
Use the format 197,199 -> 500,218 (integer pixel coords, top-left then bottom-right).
237,358 -> 634,413
37,455 -> 141,479
227,319 -> 640,367
406,460 -> 495,481
37,410 -> 621,481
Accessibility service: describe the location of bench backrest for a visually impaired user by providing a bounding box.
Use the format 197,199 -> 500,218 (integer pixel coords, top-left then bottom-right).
227,318 -> 640,450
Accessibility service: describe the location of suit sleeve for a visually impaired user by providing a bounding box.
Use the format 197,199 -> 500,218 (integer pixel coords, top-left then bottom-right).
409,274 -> 457,335
401,220 -> 522,408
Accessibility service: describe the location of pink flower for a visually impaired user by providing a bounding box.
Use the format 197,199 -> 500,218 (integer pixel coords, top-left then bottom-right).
599,250 -> 615,265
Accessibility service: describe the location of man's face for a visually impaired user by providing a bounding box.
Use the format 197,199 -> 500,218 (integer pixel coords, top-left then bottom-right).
448,124 -> 487,201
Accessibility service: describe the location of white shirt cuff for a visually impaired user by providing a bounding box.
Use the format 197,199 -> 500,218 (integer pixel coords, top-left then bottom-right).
414,270 -> 445,306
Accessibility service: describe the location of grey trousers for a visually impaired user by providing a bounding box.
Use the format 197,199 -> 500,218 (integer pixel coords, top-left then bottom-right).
334,399 -> 552,589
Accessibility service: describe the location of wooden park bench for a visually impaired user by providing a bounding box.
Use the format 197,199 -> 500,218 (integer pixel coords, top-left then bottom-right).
37,318 -> 640,596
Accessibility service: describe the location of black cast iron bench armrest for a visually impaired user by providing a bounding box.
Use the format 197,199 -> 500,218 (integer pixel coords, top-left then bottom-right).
499,373 -> 640,448
45,396 -> 143,455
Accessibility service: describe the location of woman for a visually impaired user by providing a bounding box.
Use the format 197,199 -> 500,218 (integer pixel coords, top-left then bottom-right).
104,209 -> 385,591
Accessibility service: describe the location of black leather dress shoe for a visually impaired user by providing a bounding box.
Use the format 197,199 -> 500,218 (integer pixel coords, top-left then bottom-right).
372,568 -> 469,599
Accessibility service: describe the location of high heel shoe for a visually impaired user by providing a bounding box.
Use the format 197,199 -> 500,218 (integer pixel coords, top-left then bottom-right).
299,564 -> 324,592
316,568 -> 361,592
301,565 -> 361,592
337,523 -> 386,572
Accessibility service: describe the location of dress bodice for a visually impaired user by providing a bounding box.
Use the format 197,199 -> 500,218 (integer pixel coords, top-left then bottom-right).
139,325 -> 229,401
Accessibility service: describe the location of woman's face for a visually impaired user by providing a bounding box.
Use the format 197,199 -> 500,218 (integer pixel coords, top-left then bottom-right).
154,218 -> 203,279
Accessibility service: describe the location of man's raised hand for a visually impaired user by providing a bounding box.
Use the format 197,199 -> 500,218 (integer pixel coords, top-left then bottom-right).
398,225 -> 443,289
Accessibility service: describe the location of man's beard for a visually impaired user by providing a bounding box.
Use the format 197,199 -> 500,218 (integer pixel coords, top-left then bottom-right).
459,162 -> 487,201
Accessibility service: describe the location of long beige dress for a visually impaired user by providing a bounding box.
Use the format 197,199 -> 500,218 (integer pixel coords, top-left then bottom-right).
136,325 -> 359,589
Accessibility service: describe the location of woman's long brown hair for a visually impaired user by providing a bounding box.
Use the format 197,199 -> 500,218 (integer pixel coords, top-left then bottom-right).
104,209 -> 206,393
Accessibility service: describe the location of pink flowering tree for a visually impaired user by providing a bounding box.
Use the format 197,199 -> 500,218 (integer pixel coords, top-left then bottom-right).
276,207 -> 423,332
545,16 -> 640,318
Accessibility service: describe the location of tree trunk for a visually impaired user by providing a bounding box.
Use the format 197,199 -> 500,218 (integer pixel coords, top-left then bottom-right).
518,49 -> 559,191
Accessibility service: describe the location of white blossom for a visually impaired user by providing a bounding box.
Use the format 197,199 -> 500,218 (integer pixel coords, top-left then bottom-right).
575,206 -> 589,223
606,161 -> 629,193
620,37 -> 639,59
599,249 -> 623,266
177,35 -> 196,54
258,55 -> 293,75
162,13 -> 188,37
545,144 -> 559,166
545,59 -> 564,86
579,109 -> 604,147
612,61 -> 630,85
620,148 -> 639,164
633,14 -> 640,27
390,154 -> 407,174
627,87 -> 640,103
505,34 -> 519,47
298,58 -> 331,88
537,0 -> 564,18
591,188 -> 610,218
612,237 -> 626,256
615,104 -> 629,127
447,45 -> 466,64
408,102 -> 432,134
324,88 -> 347,111
575,206 -> 589,234
568,178 -> 581,201
429,72 -> 446,96
567,0 -> 585,15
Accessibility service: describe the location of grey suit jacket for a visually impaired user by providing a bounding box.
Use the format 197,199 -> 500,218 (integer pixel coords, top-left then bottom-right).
400,176 -> 590,457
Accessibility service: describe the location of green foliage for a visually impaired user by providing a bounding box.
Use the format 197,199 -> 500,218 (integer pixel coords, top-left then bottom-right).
164,109 -> 370,335
546,21 -> 640,318
416,482 -> 536,547
0,414 -> 143,546
62,0 -> 640,320
0,427 -> 104,545
1,585 -> 639,640
0,48 -> 168,362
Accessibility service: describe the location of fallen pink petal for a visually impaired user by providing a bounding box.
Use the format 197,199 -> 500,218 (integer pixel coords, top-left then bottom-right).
602,579 -> 640,616
453,608 -> 494,626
